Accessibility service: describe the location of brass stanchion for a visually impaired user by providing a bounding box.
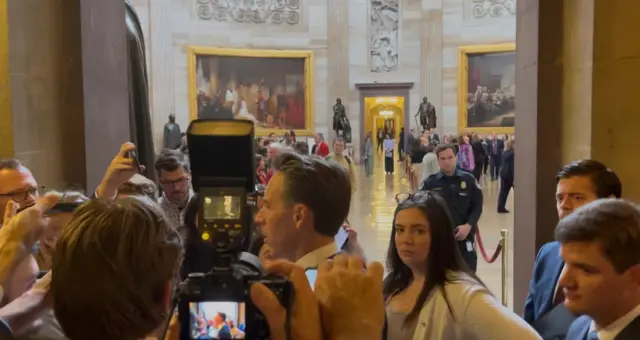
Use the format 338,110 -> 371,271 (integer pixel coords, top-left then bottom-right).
500,229 -> 509,307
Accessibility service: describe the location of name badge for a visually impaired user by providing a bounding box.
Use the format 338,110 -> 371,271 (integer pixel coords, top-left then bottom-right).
466,241 -> 473,252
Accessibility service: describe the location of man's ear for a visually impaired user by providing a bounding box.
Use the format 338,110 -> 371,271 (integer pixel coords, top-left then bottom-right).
292,204 -> 308,229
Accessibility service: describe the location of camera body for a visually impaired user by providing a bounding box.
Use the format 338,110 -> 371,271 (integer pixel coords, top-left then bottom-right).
178,119 -> 292,339
178,254 -> 291,340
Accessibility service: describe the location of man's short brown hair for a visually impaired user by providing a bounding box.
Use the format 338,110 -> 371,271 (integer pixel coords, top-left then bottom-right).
273,151 -> 350,237
51,197 -> 182,340
155,149 -> 190,175
555,199 -> 640,274
435,144 -> 456,157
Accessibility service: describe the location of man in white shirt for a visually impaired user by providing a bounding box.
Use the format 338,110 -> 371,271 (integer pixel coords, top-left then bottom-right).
255,150 -> 351,268
560,199 -> 640,340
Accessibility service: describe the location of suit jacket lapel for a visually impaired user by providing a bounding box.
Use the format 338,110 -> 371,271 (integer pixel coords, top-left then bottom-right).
616,315 -> 640,340
545,258 -> 565,309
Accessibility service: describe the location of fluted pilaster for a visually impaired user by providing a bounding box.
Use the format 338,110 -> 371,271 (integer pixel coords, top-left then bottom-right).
149,0 -> 174,152
327,0 -> 351,142
422,0 -> 443,135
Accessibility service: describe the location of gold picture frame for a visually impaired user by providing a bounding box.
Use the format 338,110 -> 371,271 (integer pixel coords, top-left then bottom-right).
0,1 -> 13,158
457,43 -> 516,134
188,47 -> 315,136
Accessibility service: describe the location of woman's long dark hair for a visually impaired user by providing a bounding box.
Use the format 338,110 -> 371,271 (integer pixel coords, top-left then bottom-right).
382,191 -> 485,326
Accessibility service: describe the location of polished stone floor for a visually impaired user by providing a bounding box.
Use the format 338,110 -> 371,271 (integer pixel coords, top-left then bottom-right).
351,153 -> 516,308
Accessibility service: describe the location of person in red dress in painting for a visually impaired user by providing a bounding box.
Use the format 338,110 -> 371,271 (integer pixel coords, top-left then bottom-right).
255,154 -> 268,185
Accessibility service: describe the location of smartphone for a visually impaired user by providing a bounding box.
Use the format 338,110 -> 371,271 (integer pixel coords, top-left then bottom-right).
126,150 -> 143,174
305,268 -> 318,290
334,226 -> 349,250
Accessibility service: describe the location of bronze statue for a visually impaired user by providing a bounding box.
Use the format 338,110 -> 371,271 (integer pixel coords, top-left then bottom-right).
332,98 -> 352,143
414,96 -> 437,131
125,0 -> 156,181
164,114 -> 182,149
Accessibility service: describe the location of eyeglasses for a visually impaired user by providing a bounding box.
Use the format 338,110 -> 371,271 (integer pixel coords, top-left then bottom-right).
395,191 -> 435,204
159,177 -> 190,188
0,186 -> 45,203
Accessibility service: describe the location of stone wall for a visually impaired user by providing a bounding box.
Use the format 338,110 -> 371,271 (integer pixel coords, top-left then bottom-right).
130,0 -> 331,153
132,0 -> 516,153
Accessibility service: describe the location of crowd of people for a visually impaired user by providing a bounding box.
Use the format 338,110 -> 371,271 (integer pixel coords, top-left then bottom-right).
401,129 -> 515,213
0,126 -> 638,339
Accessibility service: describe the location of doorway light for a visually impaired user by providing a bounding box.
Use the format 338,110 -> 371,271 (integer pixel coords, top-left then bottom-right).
375,97 -> 398,103
380,110 -> 394,116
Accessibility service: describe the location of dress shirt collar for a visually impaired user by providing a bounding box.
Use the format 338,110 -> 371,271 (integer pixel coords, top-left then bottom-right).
159,189 -> 194,209
295,241 -> 339,269
590,303 -> 640,340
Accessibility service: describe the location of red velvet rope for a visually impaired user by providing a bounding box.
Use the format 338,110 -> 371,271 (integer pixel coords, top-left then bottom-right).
475,227 -> 503,263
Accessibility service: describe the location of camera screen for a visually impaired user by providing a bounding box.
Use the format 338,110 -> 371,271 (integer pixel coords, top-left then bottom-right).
203,196 -> 242,220
189,302 -> 246,339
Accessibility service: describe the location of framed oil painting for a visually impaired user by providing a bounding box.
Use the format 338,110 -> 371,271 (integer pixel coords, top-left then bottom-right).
188,47 -> 314,136
458,44 -> 516,134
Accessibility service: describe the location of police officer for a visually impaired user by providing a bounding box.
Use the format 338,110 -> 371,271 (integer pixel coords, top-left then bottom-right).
420,144 -> 483,272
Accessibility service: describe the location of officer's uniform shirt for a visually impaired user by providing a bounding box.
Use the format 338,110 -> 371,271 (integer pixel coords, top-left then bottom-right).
420,169 -> 483,240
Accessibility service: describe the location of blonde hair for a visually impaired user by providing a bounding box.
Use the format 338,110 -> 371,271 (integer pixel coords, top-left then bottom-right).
117,174 -> 158,200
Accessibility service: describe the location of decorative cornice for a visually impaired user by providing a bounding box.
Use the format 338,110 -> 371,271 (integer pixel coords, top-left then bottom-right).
195,0 -> 301,25
355,82 -> 414,90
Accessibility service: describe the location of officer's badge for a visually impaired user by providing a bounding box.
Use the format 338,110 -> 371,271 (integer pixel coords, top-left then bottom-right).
461,182 -> 467,190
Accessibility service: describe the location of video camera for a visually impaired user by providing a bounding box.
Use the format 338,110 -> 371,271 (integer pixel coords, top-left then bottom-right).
177,120 -> 292,340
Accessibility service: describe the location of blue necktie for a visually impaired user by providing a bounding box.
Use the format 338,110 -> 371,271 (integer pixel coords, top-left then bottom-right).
586,330 -> 599,340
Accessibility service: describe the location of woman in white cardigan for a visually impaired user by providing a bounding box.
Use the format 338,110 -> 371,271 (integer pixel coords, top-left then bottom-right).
383,191 -> 542,340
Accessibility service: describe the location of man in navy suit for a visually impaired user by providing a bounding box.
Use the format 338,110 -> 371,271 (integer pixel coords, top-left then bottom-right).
559,200 -> 640,340
255,150 -> 352,269
523,160 -> 622,337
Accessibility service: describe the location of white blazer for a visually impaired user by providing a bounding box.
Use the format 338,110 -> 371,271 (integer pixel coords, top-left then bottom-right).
409,273 -> 542,340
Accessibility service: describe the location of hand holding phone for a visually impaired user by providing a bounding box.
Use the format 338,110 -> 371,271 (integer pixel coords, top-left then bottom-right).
334,226 -> 349,250
126,150 -> 143,174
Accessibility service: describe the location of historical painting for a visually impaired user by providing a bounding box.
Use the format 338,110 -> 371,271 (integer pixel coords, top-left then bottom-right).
188,47 -> 314,136
458,44 -> 516,134
369,0 -> 399,73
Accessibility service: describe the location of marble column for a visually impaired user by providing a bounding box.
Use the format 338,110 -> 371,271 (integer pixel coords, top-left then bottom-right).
80,0 -> 131,191
513,0 -> 565,314
5,0 -> 88,189
2,0 -> 133,191
421,0 -> 443,135
148,0 -> 175,152
514,0 -> 640,314
327,0 -> 351,147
